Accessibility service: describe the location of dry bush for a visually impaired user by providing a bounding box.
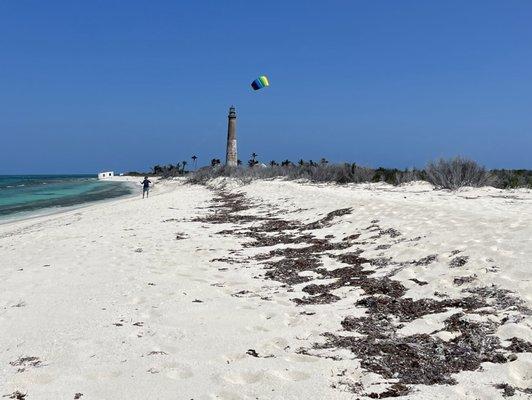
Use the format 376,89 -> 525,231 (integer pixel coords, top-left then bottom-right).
425,157 -> 491,190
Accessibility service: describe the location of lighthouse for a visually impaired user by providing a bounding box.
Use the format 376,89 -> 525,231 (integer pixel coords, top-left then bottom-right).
226,106 -> 237,167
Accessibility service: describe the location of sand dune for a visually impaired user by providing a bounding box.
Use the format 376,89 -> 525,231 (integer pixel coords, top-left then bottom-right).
1,178 -> 530,399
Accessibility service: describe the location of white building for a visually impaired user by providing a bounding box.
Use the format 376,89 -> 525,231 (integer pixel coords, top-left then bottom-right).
98,171 -> 114,180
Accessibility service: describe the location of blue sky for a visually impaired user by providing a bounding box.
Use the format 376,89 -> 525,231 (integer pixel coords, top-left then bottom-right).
1,0 -> 531,173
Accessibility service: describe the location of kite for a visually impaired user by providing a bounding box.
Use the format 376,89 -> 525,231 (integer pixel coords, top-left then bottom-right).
251,75 -> 270,91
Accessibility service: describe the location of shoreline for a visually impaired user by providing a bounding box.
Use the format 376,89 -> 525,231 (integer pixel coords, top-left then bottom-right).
0,177 -> 143,226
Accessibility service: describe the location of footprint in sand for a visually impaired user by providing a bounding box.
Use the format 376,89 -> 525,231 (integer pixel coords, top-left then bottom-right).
245,325 -> 270,333
283,313 -> 303,327
30,372 -> 56,384
149,309 -> 163,319
128,296 -> 146,305
221,352 -> 246,363
160,362 -> 194,380
270,369 -> 311,381
85,369 -> 122,380
273,299 -> 293,307
283,353 -> 319,363
261,312 -> 277,320
257,337 -> 289,354
222,371 -> 264,384
210,390 -> 244,400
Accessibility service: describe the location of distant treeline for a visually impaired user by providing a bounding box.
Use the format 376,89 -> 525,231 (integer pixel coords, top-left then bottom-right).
128,157 -> 531,190
186,157 -> 532,190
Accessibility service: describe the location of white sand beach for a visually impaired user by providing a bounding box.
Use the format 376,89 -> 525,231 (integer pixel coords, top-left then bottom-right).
1,178 -> 531,399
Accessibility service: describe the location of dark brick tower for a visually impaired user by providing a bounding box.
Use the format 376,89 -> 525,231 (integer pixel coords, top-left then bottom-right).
226,106 -> 237,167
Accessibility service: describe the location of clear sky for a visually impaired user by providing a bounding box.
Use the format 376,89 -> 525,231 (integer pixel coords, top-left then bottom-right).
1,0 -> 531,174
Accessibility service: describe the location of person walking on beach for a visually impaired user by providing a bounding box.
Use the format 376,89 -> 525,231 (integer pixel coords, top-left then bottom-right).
141,176 -> 152,199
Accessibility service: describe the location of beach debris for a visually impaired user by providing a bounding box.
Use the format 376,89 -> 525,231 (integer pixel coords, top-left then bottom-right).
42,264 -> 51,267
453,275 -> 476,286
245,349 -> 274,358
343,233 -> 361,241
132,321 -> 144,327
73,394 -> 83,399
493,383 -> 532,397
146,351 -> 168,356
147,282 -> 156,286
365,383 -> 410,398
380,228 -> 402,238
11,300 -> 26,308
9,356 -> 43,372
231,290 -> 251,297
301,208 -> 352,231
494,383 -> 516,397
175,232 -> 188,240
2,391 -> 27,399
246,349 -> 259,357
504,337 -> 532,353
449,255 -> 469,267
192,299 -> 203,303
413,254 -> 438,266
409,278 -> 428,286
134,248 -> 143,253
464,285 -> 528,312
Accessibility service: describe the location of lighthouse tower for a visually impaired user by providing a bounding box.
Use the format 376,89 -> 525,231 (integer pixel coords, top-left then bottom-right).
226,106 -> 237,167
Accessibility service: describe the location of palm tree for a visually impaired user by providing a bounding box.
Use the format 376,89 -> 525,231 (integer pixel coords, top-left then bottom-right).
298,159 -> 305,166
181,161 -> 187,174
281,159 -> 291,167
269,160 -> 278,166
320,158 -> 328,165
191,155 -> 197,170
249,152 -> 259,168
237,159 -> 242,166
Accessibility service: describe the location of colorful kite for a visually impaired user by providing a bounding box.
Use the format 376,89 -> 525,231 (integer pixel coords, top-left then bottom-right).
251,75 -> 270,91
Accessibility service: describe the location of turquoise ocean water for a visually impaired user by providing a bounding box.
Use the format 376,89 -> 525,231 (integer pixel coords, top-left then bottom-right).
0,175 -> 134,221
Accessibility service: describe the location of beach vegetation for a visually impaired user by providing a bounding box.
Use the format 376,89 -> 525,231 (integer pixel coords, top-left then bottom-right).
425,157 -> 491,190
182,156 -> 531,190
